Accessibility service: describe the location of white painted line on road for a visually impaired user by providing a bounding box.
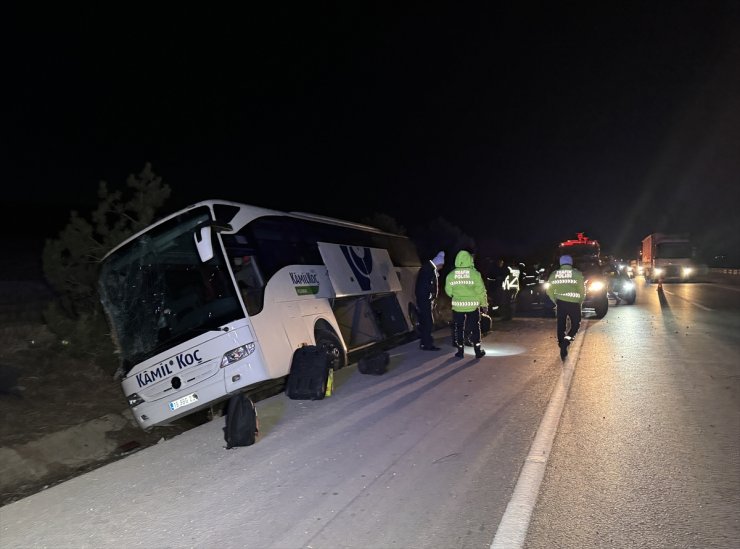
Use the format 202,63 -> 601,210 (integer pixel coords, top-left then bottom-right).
490,320 -> 587,549
662,289 -> 713,311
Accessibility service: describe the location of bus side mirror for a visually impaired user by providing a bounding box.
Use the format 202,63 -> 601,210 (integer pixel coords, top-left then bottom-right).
194,226 -> 214,262
194,221 -> 233,263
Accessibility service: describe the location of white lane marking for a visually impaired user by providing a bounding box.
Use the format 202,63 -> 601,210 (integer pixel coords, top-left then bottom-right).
490,320 -> 587,549
661,289 -> 713,311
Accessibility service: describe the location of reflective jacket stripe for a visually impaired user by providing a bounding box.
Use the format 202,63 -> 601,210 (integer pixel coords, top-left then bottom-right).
452,300 -> 481,308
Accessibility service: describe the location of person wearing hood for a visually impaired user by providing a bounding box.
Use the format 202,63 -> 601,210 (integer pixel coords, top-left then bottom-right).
546,254 -> 585,360
444,250 -> 488,359
415,251 -> 445,351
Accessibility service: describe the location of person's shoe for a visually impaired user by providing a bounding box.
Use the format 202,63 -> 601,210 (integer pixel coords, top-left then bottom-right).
420,345 -> 441,351
474,345 -> 486,359
559,339 -> 570,361
455,346 -> 465,358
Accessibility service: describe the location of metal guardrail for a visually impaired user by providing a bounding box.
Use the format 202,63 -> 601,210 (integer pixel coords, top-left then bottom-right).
705,268 -> 740,286
709,268 -> 740,276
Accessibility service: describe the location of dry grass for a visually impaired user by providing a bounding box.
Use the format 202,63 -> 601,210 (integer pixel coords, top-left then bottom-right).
0,322 -> 127,446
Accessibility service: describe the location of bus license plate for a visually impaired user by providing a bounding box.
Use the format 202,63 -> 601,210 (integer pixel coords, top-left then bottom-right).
169,393 -> 198,411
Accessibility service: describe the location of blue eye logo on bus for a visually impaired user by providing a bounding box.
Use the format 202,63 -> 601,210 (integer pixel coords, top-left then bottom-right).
340,245 -> 373,291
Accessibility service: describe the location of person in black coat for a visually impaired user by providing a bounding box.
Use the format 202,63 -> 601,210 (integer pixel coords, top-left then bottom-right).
415,251 -> 445,350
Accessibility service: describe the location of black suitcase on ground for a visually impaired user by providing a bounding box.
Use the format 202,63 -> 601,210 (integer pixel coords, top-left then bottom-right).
286,346 -> 330,400
357,351 -> 389,375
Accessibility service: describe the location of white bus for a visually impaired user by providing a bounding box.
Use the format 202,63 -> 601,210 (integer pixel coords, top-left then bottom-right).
98,200 -> 422,430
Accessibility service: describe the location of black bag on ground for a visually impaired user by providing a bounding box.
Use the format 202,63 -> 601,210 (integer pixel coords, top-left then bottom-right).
358,351 -> 389,375
223,392 -> 258,449
286,345 -> 331,400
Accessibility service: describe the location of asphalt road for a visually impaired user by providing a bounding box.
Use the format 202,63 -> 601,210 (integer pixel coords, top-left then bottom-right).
525,279 -> 740,548
1,279 -> 738,548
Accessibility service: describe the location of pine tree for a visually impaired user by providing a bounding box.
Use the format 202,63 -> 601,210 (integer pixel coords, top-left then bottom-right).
41,163 -> 171,374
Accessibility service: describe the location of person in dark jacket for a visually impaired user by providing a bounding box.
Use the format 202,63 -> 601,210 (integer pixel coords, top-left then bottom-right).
415,251 -> 445,350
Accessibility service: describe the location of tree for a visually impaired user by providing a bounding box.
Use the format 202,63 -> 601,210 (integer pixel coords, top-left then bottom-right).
360,212 -> 407,236
409,216 -> 476,262
41,163 -> 171,372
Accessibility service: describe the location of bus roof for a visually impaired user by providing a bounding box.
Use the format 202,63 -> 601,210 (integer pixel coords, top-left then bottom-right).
288,211 -> 388,235
102,199 -> 408,261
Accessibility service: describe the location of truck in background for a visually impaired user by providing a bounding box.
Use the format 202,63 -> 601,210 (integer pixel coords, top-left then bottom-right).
641,233 -> 705,282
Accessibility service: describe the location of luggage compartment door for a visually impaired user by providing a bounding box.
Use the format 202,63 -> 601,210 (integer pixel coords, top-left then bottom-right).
318,242 -> 401,297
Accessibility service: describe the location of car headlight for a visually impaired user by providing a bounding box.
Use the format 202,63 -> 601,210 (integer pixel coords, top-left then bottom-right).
654,268 -> 664,276
622,281 -> 634,290
682,267 -> 693,276
588,280 -> 605,292
220,342 -> 256,368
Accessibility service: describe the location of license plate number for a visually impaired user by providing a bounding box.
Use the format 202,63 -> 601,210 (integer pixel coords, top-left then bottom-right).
169,393 -> 198,411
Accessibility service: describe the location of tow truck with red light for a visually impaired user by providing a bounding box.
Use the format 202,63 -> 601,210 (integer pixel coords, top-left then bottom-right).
558,233 -> 609,318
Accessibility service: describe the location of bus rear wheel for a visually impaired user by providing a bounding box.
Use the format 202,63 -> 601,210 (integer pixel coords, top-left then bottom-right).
316,329 -> 346,371
408,304 -> 420,337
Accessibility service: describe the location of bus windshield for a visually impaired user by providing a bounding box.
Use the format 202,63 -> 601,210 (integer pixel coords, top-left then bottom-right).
98,207 -> 244,374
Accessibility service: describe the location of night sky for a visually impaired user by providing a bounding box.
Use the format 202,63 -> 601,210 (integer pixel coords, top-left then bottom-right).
5,4 -> 740,265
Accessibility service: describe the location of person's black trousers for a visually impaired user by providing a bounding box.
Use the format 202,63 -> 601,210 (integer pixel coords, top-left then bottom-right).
417,298 -> 435,347
453,309 -> 481,348
555,299 -> 581,346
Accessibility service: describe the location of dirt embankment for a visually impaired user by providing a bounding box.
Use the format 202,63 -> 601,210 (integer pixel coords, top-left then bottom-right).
0,280 -> 188,506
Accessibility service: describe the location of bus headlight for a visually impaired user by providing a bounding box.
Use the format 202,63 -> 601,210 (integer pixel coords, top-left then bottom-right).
221,342 -> 256,368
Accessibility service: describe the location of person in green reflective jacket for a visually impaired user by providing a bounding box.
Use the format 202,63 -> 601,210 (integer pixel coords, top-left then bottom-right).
546,254 -> 586,361
444,250 -> 488,359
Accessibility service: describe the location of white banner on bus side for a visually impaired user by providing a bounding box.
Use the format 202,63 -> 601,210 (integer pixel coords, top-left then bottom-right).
317,242 -> 401,297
